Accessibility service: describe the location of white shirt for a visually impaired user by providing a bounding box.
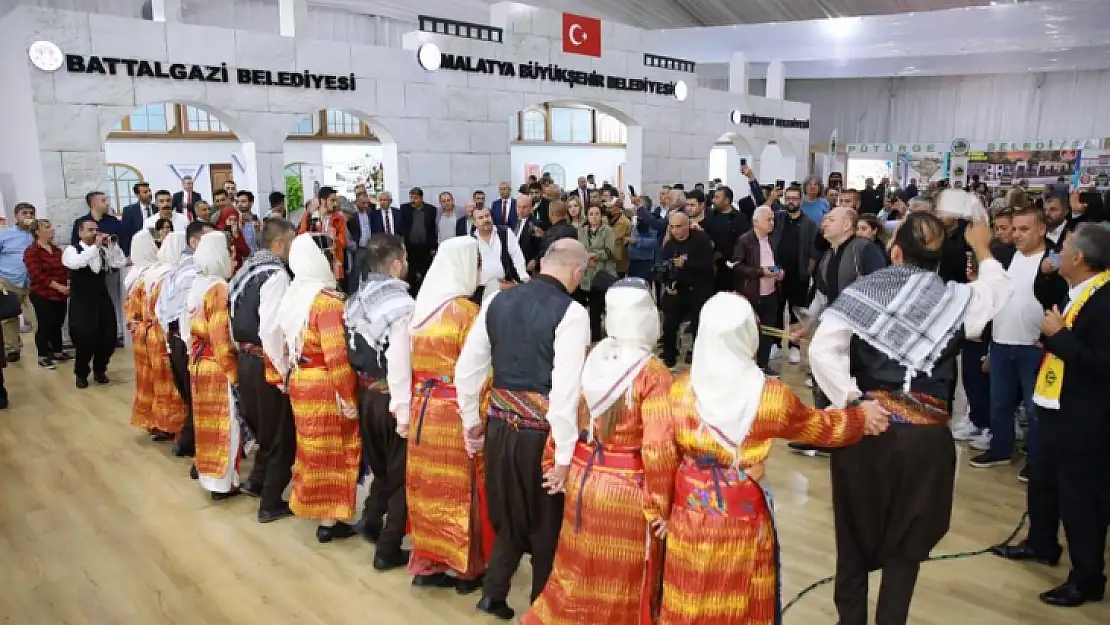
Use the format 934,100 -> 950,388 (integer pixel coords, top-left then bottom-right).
62,242 -> 127,273
474,228 -> 530,286
992,249 -> 1045,345
1064,273 -> 1100,315
454,290 -> 589,466
258,270 -> 292,378
144,211 -> 190,233
1047,222 -> 1066,245
385,314 -> 414,421
809,258 -> 1014,407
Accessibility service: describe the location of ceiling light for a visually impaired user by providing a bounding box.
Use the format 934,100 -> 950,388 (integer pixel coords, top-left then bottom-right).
821,17 -> 860,38
417,43 -> 441,71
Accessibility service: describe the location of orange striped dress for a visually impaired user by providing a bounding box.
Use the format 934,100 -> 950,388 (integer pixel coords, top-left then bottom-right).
406,297 -> 493,579
190,283 -> 240,492
126,282 -> 156,431
146,281 -> 187,435
647,376 -> 867,625
524,358 -> 675,625
287,290 -> 361,521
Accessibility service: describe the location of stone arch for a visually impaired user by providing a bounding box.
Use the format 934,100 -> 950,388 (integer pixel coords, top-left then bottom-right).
102,100 -> 252,143
282,109 -> 400,202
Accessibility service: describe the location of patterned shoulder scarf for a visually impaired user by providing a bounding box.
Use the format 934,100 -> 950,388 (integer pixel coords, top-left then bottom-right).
823,264 -> 973,390
229,249 -> 286,313
344,273 -> 414,354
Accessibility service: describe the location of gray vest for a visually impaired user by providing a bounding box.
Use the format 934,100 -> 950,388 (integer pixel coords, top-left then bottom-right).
818,236 -> 872,303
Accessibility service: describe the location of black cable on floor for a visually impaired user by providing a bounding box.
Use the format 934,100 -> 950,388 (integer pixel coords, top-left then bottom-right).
781,511 -> 1030,615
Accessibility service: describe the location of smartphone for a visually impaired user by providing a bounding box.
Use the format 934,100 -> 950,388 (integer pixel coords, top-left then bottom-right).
740,157 -> 748,166
628,184 -> 636,197
775,180 -> 785,190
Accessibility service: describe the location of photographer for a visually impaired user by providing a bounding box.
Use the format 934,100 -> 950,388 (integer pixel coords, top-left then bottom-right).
657,212 -> 714,368
62,218 -> 127,388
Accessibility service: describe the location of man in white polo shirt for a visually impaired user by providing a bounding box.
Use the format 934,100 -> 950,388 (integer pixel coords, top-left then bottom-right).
970,207 -> 1067,478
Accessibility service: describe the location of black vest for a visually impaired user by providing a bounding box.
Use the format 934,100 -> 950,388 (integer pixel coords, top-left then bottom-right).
850,329 -> 964,408
486,276 -> 572,394
69,256 -> 109,301
347,330 -> 388,380
230,264 -> 286,346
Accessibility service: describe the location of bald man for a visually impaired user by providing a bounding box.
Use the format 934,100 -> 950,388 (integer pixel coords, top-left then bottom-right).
455,238 -> 591,620
659,211 -> 715,367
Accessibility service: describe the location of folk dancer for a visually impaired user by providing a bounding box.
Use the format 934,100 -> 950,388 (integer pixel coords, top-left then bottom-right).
278,233 -> 362,542
344,233 -> 415,570
523,278 -> 674,625
145,233 -> 188,441
62,218 -> 127,388
809,213 -> 1013,625
156,220 -> 217,462
405,237 -> 492,591
123,230 -> 161,435
652,292 -> 888,625
456,238 -> 592,620
187,231 -> 241,500
229,218 -> 298,523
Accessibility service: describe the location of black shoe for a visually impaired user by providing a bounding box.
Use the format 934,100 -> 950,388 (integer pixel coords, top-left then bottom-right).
456,574 -> 484,595
53,351 -> 71,362
988,542 -> 1060,566
211,488 -> 240,501
372,549 -> 410,572
94,373 -> 109,385
1018,464 -> 1029,484
189,465 -> 199,480
356,519 -> 382,543
0,396 -> 8,410
75,377 -> 88,389
788,442 -> 830,457
172,442 -> 195,458
762,366 -> 780,378
684,351 -> 693,365
150,431 -> 175,442
316,522 -> 357,543
412,573 -> 456,588
969,452 -> 1012,468
1039,582 -> 1104,607
115,337 -> 125,349
6,352 -> 19,363
240,480 -> 263,498
258,502 -> 294,524
476,597 -> 515,620
37,357 -> 55,370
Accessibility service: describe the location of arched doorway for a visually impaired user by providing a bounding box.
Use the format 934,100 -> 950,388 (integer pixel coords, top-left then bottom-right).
102,101 -> 250,216
508,100 -> 642,196
709,132 -> 760,187
282,109 -> 399,220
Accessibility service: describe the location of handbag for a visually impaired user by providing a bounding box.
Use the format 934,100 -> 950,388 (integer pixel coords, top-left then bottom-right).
0,286 -> 21,321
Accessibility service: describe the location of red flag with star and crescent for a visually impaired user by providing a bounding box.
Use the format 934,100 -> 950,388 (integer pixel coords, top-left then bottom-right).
562,13 -> 602,57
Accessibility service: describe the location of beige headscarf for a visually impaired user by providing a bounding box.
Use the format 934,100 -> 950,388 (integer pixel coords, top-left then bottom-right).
580,279 -> 659,440
143,231 -> 185,292
690,292 -> 766,461
124,229 -> 159,294
410,237 -> 479,330
184,231 -> 233,344
278,233 -> 337,365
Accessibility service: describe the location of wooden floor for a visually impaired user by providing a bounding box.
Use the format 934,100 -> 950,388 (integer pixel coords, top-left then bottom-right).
0,349 -> 1106,624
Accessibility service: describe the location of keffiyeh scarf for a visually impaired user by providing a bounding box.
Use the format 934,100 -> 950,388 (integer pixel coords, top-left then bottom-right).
823,264 -> 973,390
344,273 -> 414,355
228,249 -> 286,313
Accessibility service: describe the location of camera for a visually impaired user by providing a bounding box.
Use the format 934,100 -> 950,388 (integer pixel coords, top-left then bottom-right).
107,234 -> 118,244
651,257 -> 679,283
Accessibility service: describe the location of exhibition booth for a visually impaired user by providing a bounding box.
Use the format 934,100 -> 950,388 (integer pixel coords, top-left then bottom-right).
0,3 -> 811,226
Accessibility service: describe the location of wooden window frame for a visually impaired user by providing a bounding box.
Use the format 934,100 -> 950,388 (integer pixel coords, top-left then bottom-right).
106,103 -> 235,140
512,104 -> 627,147
285,110 -> 380,142
105,162 -> 144,214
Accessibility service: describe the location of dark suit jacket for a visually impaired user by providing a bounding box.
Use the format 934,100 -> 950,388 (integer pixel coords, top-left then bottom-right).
346,209 -> 374,249
490,198 -> 518,229
369,207 -> 405,237
119,202 -> 156,256
400,203 -> 438,250
731,230 -> 772,306
512,216 -> 541,263
1040,284 -> 1110,451
539,219 -> 579,258
172,190 -> 202,217
456,216 -> 476,237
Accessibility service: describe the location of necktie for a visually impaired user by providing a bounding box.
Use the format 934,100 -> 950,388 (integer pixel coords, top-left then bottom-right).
384,209 -> 392,234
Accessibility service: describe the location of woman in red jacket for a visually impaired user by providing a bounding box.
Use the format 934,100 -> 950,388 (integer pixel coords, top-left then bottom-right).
22,219 -> 69,369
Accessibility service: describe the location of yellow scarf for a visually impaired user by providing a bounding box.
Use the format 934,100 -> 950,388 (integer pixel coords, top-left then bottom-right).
1032,270 -> 1110,409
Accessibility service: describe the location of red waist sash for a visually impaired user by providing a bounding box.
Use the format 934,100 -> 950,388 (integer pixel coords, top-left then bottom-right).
675,456 -> 767,518
238,342 -> 264,358
488,387 -> 550,432
572,441 -> 643,472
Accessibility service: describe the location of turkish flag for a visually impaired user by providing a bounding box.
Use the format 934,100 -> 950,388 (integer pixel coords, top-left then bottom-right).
562,13 -> 602,57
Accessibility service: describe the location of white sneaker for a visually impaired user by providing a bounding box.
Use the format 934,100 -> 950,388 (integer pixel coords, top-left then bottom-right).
970,429 -> 992,452
1014,421 -> 1026,442
770,345 -> 781,361
789,346 -> 802,364
951,420 -> 981,442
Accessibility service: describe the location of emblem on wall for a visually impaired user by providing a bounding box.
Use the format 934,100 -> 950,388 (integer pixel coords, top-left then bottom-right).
950,138 -> 971,156
28,40 -> 63,72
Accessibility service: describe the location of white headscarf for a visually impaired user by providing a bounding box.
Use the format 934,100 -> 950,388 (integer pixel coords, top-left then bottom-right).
186,231 -> 233,327
690,292 -> 766,461
279,233 -> 337,364
124,229 -> 159,294
143,231 -> 186,292
411,237 -> 478,330
580,279 -> 659,440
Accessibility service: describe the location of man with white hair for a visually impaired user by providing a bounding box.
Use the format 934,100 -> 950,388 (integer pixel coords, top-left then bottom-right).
455,238 -> 591,620
730,206 -> 783,375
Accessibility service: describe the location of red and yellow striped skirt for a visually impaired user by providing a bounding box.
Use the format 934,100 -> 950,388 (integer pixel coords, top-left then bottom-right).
147,322 -> 186,434
287,360 -> 361,521
129,321 -> 157,430
659,458 -> 778,625
406,375 -> 491,577
524,441 -> 662,625
191,351 -> 234,480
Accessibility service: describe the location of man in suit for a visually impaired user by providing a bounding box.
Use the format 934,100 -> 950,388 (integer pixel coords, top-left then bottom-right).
400,187 -> 437,295
172,175 -> 203,218
568,176 -> 589,202
119,182 -> 155,256
490,181 -> 518,229
456,201 -> 477,237
991,223 -> 1110,608
371,191 -> 404,238
510,195 -> 542,270
346,191 -> 375,293
528,182 -> 549,229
